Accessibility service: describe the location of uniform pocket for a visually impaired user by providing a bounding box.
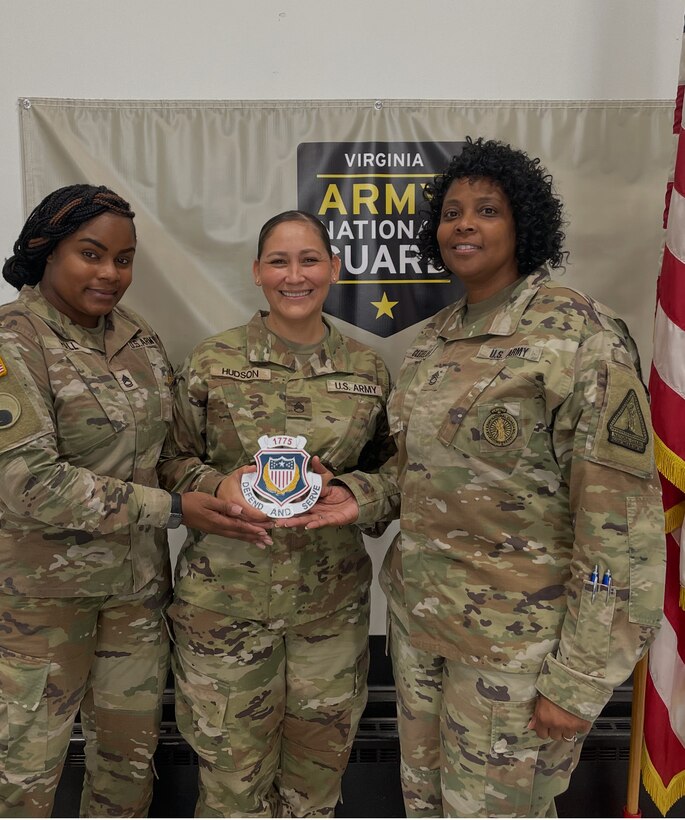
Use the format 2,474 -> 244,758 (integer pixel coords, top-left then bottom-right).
627,496 -> 666,626
563,581 -> 616,678
325,396 -> 382,471
433,366 -> 538,474
145,345 -> 174,424
171,645 -> 281,772
0,649 -> 50,775
485,697 -> 547,817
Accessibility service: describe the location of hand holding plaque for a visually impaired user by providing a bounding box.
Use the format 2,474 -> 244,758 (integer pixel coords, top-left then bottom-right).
241,435 -> 322,519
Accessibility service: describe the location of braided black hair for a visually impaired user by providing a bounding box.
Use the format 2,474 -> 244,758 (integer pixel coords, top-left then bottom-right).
2,185 -> 135,289
416,137 -> 566,277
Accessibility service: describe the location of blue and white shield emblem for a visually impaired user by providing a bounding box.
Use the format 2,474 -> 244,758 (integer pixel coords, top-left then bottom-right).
241,435 -> 322,518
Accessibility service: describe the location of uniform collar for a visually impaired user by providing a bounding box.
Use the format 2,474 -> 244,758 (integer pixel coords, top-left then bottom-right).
437,269 -> 550,341
18,285 -> 142,359
245,311 -> 352,375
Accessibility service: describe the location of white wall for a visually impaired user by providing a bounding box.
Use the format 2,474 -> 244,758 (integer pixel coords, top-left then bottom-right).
0,0 -> 683,308
1,0 -> 683,631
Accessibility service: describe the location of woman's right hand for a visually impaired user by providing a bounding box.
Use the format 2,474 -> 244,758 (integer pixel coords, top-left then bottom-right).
180,490 -> 273,547
276,457 -> 360,530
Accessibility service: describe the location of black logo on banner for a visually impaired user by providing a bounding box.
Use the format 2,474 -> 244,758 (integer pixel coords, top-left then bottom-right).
297,141 -> 465,337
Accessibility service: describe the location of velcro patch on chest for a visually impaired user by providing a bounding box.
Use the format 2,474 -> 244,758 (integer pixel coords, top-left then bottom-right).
327,380 -> 382,396
476,344 -> 542,362
405,345 -> 437,361
481,407 -> 519,447
128,335 -> 157,350
209,366 -> 271,381
286,396 -> 312,419
114,369 -> 139,391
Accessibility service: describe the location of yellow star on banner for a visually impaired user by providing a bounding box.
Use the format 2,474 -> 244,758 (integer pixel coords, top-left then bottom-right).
371,292 -> 399,319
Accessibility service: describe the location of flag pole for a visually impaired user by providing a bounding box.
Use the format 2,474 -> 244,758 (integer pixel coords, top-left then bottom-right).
624,654 -> 649,817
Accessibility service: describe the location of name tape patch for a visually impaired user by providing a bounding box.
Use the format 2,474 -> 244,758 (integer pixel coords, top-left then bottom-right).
327,380 -> 382,396
128,336 -> 157,350
405,345 -> 437,361
476,345 -> 542,362
210,366 -> 271,381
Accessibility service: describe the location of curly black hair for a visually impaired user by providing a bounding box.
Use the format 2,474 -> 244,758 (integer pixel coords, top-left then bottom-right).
416,137 -> 566,276
3,184 -> 135,289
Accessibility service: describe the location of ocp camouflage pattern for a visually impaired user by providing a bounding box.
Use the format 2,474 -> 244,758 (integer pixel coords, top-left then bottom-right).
158,311 -> 396,624
380,270 -> 665,721
0,286 -> 173,597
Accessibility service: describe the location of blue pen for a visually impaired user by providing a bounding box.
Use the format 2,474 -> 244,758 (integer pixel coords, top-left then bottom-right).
590,565 -> 599,603
602,569 -> 612,603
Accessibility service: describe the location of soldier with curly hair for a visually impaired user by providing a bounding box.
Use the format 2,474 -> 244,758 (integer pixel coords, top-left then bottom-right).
291,138 -> 665,817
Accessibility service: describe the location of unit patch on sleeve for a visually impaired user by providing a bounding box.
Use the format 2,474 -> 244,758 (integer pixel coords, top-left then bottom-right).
0,394 -> 21,429
0,357 -> 7,378
607,389 -> 648,453
591,362 -> 652,476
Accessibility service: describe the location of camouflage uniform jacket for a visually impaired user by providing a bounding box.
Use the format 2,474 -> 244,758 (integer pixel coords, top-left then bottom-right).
379,270 -> 665,721
158,311 -> 395,625
0,286 -> 173,597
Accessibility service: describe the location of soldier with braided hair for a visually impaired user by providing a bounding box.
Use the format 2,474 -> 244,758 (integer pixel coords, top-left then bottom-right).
0,184 -> 271,816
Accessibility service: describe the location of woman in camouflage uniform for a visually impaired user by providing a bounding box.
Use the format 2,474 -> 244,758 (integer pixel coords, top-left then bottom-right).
0,185 -> 265,816
291,139 -> 666,817
158,211 -> 396,817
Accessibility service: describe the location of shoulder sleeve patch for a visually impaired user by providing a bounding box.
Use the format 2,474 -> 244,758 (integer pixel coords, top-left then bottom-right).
0,345 -> 51,456
591,362 -> 653,477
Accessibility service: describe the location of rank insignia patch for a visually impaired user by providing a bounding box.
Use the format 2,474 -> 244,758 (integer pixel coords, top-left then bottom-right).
482,407 -> 518,447
607,389 -> 648,453
0,357 -> 7,378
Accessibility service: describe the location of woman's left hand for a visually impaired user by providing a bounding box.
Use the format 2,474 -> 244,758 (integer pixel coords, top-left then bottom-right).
527,694 -> 592,741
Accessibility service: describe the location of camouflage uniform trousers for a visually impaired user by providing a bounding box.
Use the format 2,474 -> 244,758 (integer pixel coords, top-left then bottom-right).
389,608 -> 585,818
168,597 -> 370,817
0,575 -> 170,817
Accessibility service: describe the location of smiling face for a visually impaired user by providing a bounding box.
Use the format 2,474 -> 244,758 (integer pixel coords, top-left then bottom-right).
253,219 -> 340,343
39,212 -> 136,327
436,177 -> 519,302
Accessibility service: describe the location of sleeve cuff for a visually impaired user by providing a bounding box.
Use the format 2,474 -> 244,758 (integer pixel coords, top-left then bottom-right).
535,653 -> 614,722
194,469 -> 226,496
333,470 -> 400,527
134,486 -> 173,529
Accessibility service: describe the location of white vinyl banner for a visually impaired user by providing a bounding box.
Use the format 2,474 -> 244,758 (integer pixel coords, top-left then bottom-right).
20,98 -> 673,369
18,97 -> 673,631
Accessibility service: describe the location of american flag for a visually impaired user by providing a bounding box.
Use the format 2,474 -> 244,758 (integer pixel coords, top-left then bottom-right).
643,22 -> 685,814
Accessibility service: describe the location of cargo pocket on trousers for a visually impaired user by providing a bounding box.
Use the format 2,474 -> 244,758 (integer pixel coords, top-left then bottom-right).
485,697 -> 548,818
171,650 -> 232,766
0,649 -> 50,775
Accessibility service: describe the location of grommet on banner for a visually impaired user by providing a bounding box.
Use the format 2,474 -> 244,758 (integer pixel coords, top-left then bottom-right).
21,98 -> 31,110
374,100 -> 383,111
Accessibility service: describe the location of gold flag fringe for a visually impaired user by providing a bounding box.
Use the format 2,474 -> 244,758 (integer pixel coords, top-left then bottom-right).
663,501 -> 685,535
642,744 -> 685,816
654,433 -> 685,495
